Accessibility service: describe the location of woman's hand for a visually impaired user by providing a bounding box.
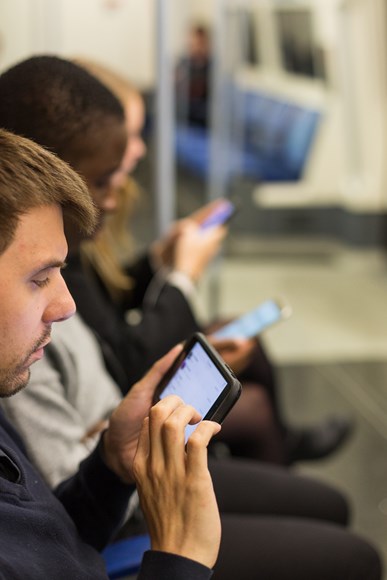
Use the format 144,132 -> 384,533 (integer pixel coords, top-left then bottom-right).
208,336 -> 256,375
173,221 -> 226,282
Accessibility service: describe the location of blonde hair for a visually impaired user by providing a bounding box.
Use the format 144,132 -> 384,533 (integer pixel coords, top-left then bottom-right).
75,58 -> 143,302
81,175 -> 141,302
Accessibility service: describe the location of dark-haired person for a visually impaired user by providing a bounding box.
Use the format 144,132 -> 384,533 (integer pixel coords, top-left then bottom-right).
175,23 -> 212,128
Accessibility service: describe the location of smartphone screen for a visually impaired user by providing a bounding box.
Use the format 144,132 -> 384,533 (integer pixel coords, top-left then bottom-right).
158,340 -> 231,441
199,200 -> 235,230
213,299 -> 290,340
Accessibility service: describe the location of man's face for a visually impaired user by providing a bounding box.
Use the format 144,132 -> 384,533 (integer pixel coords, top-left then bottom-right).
0,205 -> 76,397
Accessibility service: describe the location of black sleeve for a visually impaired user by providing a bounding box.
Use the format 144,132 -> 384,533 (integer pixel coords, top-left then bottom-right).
105,283 -> 200,387
54,439 -> 135,551
138,551 -> 213,580
63,255 -> 200,390
124,282 -> 200,379
122,254 -> 155,310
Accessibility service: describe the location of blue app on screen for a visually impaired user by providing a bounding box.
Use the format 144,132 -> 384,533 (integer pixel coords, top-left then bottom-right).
159,342 -> 227,441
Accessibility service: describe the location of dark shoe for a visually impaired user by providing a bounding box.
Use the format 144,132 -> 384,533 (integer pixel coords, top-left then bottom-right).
285,415 -> 355,464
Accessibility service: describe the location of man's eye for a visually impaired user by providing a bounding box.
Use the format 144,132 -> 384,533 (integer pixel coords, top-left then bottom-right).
32,278 -> 50,288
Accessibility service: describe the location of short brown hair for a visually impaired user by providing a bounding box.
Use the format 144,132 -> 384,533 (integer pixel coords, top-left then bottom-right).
0,128 -> 97,254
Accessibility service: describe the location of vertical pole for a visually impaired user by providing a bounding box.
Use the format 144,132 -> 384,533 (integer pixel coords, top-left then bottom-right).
207,0 -> 228,319
155,0 -> 176,237
208,0 -> 229,203
337,0 -> 363,183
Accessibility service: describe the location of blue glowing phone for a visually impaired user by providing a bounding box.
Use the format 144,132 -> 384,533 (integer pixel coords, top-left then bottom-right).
153,333 -> 242,441
213,298 -> 292,340
199,200 -> 236,230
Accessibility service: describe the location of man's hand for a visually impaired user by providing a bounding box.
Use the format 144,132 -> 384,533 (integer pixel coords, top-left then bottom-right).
102,345 -> 183,484
133,395 -> 222,569
81,419 -> 109,444
208,336 -> 256,375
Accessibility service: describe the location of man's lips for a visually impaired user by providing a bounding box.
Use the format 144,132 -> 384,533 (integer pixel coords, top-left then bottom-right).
39,339 -> 51,350
26,339 -> 51,365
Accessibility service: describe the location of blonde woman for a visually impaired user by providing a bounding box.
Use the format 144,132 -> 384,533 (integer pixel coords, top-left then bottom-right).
73,58 -> 352,466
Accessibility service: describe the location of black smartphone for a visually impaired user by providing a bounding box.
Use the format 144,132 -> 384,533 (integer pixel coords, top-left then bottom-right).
153,333 -> 242,441
213,298 -> 292,339
199,199 -> 236,230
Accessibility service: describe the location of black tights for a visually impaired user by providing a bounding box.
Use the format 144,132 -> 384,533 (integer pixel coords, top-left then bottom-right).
209,458 -> 382,580
209,458 -> 348,524
217,516 -> 381,580
213,381 -> 286,464
214,341 -> 288,465
120,458 -> 382,579
207,332 -> 291,464
238,337 -> 282,420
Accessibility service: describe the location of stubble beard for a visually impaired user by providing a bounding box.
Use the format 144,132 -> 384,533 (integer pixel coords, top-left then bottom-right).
0,368 -> 31,398
0,328 -> 50,398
